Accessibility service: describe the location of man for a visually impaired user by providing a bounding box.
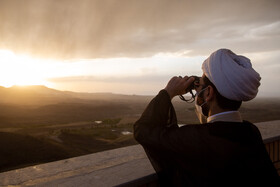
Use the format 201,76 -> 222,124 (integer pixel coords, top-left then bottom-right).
134,49 -> 279,186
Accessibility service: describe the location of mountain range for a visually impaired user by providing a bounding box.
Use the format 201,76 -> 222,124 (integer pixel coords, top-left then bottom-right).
0,85 -> 153,128
0,85 -> 280,172
0,85 -> 152,106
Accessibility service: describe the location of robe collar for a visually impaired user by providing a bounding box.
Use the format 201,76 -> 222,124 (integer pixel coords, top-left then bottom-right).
207,111 -> 242,123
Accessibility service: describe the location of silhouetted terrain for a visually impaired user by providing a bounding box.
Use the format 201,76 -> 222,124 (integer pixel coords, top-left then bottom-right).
0,85 -> 279,172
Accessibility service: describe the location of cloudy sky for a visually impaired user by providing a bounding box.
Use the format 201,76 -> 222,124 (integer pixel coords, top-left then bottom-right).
0,0 -> 279,97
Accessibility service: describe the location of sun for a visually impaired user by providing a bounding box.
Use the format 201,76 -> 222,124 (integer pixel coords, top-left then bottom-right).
0,50 -> 51,87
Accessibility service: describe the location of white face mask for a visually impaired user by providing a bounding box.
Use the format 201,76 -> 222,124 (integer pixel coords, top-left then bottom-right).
195,87 -> 208,124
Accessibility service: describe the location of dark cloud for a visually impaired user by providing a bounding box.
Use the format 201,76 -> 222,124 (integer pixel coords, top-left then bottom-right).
0,0 -> 279,59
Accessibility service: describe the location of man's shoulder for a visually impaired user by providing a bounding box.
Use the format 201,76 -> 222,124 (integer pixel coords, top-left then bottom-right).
181,121 -> 253,127
207,120 -> 254,126
202,121 -> 263,142
175,121 -> 261,140
203,121 -> 259,132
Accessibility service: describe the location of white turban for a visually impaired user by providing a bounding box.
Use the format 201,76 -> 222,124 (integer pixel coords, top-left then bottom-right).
202,49 -> 261,101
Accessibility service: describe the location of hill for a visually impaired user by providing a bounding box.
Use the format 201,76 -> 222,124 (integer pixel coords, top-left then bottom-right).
0,85 -> 152,106
0,85 -> 279,172
0,85 -> 152,128
0,85 -> 279,127
0,86 -> 150,172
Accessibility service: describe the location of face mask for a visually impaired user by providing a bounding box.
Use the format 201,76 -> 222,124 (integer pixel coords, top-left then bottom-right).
195,87 -> 208,124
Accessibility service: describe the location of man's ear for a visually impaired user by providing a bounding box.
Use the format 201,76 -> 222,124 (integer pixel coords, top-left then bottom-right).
206,86 -> 215,102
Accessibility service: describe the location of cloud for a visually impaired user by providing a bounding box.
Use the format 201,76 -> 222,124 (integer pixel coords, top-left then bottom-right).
48,74 -> 170,84
47,75 -> 171,95
0,0 -> 279,59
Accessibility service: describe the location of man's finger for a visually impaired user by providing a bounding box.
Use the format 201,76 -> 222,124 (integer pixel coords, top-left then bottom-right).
183,75 -> 189,80
183,76 -> 195,89
187,76 -> 195,83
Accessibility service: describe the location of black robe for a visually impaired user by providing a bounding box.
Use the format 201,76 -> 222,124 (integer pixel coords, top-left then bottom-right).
134,90 -> 279,186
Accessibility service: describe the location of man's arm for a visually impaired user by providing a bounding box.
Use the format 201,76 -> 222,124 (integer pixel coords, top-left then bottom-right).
133,76 -> 199,185
133,89 -> 178,147
134,76 -> 195,147
133,89 -> 180,184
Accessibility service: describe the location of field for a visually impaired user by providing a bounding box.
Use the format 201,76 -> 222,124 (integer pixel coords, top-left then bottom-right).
0,86 -> 279,172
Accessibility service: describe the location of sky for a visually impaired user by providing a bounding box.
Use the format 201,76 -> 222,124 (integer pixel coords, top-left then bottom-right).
0,0 -> 279,97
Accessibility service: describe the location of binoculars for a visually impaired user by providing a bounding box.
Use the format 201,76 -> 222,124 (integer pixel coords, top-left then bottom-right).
179,76 -> 200,103
186,76 -> 200,92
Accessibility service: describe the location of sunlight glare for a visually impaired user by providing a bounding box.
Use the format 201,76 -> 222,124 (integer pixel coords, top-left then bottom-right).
0,50 -> 49,87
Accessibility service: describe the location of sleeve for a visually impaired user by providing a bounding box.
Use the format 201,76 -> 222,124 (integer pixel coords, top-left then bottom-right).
133,89 -> 179,148
133,90 -> 180,184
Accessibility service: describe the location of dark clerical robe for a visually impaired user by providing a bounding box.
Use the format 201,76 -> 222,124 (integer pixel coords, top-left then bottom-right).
134,90 -> 279,186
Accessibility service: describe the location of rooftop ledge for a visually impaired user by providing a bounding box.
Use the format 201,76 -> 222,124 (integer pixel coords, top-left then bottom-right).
0,120 -> 280,187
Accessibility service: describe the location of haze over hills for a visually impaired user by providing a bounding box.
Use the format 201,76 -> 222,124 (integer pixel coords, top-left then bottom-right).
0,85 -> 152,128
0,85 -> 152,172
0,85 -> 279,126
0,85 -> 153,106
0,85 -> 76,105
0,85 -> 280,172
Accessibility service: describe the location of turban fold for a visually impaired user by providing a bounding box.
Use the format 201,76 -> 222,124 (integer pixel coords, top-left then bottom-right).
202,49 -> 261,101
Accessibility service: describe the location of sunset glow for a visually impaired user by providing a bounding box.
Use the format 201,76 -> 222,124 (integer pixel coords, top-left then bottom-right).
0,49 -> 206,94
0,48 -> 279,96
0,50 -> 86,88
0,0 -> 279,96
0,50 -> 47,87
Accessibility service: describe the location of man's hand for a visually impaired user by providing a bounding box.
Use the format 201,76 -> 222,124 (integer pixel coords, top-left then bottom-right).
164,76 -> 195,99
